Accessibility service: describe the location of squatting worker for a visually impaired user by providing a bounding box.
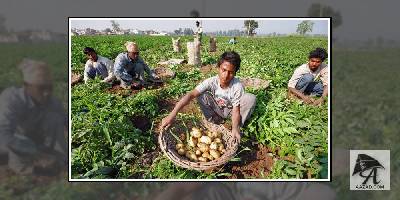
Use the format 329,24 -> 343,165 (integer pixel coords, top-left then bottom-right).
160,51 -> 256,141
83,47 -> 115,84
288,47 -> 328,106
114,41 -> 160,89
0,58 -> 67,175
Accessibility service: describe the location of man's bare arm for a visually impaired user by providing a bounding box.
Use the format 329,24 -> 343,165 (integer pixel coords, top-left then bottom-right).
160,89 -> 201,130
231,106 -> 241,140
288,87 -> 313,104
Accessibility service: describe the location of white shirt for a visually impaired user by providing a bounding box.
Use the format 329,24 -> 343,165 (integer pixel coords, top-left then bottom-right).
288,63 -> 328,88
195,76 -> 244,108
83,55 -> 114,83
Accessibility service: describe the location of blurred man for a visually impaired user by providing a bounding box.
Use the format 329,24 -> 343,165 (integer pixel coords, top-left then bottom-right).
0,58 -> 67,175
288,47 -> 328,106
161,51 -> 256,141
114,41 -> 159,89
83,47 -> 115,84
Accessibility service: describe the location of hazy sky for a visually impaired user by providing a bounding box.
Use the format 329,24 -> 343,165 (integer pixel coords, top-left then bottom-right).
70,19 -> 329,35
0,0 -> 399,40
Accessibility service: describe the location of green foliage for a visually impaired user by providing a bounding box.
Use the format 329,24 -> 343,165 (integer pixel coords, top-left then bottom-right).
71,35 -> 328,179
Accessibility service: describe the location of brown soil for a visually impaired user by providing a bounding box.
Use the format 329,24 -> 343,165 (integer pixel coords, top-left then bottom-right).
200,64 -> 217,75
153,67 -> 176,80
130,115 -> 151,132
157,98 -> 201,116
106,81 -> 164,97
224,142 -> 275,179
135,150 -> 161,169
240,77 -> 269,90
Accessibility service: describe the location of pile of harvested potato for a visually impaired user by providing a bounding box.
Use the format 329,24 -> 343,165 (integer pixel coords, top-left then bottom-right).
175,127 -> 226,162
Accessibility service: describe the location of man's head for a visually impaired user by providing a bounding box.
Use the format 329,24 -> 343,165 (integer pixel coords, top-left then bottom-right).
308,47 -> 327,72
217,51 -> 241,87
18,58 -> 53,105
196,21 -> 200,27
83,47 -> 98,62
125,41 -> 140,61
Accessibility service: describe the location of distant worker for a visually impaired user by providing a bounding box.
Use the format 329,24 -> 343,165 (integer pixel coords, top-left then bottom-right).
83,47 -> 115,84
229,37 -> 237,44
288,48 -> 328,106
114,41 -> 160,89
195,21 -> 203,43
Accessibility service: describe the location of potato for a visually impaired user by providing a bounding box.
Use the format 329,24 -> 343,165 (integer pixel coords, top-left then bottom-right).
218,144 -> 225,152
202,152 -> 210,158
188,136 -> 198,147
213,138 -> 222,144
191,128 -> 202,138
209,142 -> 218,150
195,148 -> 202,156
210,149 -> 221,159
198,157 -> 208,162
212,131 -> 220,138
177,148 -> 186,155
189,153 -> 198,161
197,143 -> 209,153
220,149 -> 226,155
199,136 -> 212,144
206,131 -> 213,138
176,143 -> 184,150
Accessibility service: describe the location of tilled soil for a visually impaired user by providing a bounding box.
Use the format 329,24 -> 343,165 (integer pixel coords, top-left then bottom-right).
225,142 -> 275,179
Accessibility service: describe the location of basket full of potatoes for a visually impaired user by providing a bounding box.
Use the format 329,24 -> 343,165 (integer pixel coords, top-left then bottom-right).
159,119 -> 239,171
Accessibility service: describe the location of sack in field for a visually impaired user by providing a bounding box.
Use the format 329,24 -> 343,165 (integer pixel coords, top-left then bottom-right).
172,37 -> 181,52
187,41 -> 201,65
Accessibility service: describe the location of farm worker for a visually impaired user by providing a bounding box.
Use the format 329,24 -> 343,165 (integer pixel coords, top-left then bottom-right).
161,51 -> 256,141
288,47 -> 328,106
83,47 -> 115,84
228,37 -> 237,44
0,58 -> 67,175
114,41 -> 160,89
195,21 -> 203,43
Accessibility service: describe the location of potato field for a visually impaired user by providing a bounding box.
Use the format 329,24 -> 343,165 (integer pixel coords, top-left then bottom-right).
70,35 -> 329,179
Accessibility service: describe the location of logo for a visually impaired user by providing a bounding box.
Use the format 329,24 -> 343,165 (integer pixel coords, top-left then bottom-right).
350,150 -> 390,190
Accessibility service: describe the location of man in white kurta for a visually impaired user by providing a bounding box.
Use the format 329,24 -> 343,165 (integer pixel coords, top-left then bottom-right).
83,47 -> 115,84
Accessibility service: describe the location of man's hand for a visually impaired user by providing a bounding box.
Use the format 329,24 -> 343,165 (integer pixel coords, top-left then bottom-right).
232,128 -> 241,141
161,113 -> 176,131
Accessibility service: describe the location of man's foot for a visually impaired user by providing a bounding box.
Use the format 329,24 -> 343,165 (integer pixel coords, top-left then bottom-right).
131,82 -> 143,90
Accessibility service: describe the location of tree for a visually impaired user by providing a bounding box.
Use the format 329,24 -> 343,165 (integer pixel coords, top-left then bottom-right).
244,20 -> 258,36
296,20 -> 314,35
110,20 -> 121,32
307,3 -> 342,29
183,28 -> 194,36
174,28 -> 183,35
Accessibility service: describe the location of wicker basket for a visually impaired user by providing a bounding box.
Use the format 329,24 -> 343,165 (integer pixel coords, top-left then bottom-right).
159,119 -> 239,171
